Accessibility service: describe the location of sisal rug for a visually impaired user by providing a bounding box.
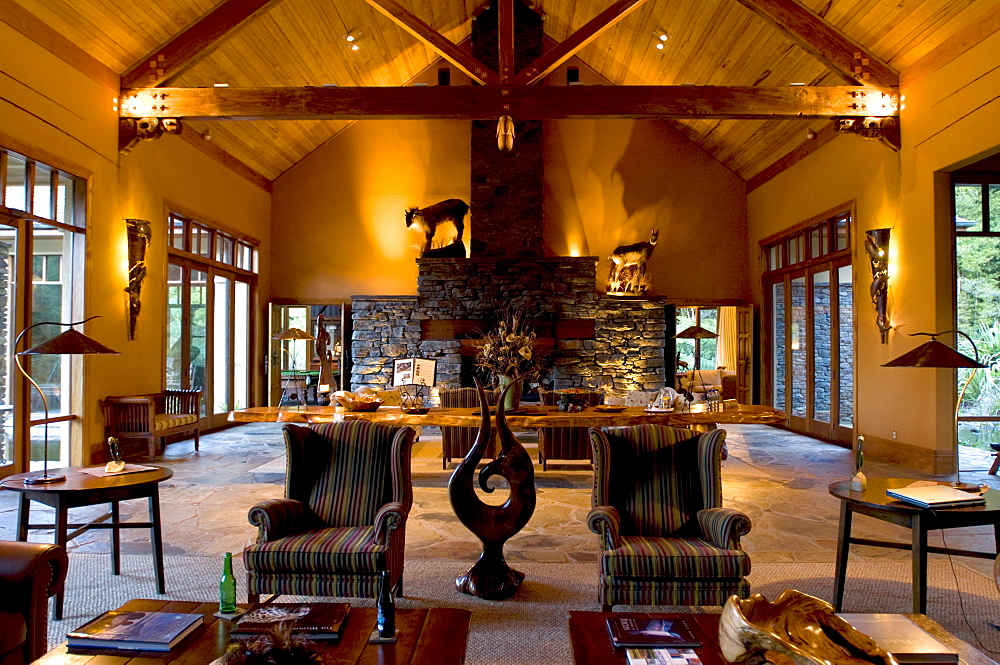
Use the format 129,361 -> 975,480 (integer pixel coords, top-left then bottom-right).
51,554 -> 1000,663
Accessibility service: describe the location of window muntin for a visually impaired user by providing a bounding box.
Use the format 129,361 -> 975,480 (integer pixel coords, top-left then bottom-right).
762,212 -> 850,274
168,213 -> 259,271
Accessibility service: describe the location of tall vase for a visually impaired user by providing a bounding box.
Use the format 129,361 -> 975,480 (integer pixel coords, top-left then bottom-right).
498,375 -> 522,412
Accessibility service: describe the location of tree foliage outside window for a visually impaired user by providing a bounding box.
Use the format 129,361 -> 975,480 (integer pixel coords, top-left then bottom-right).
955,181 -> 1000,450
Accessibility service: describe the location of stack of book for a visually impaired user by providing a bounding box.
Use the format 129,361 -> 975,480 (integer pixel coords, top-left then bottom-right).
606,617 -> 704,665
230,603 -> 350,641
67,610 -> 204,651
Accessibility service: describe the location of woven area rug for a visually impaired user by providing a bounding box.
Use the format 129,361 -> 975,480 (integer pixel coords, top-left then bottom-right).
51,554 -> 1000,663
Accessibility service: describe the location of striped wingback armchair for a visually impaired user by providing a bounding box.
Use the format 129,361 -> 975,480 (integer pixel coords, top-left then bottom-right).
439,387 -> 498,468
587,424 -> 751,611
244,421 -> 415,604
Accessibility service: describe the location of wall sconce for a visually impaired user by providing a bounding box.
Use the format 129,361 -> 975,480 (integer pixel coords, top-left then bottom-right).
497,115 -> 515,152
865,228 -> 891,343
125,219 -> 151,341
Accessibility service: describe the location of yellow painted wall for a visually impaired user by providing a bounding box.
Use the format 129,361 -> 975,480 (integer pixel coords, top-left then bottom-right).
545,118 -> 749,301
1,20 -> 271,463
748,31 -> 1000,471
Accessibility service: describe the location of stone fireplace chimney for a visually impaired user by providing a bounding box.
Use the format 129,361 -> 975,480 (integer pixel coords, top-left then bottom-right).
469,0 -> 544,257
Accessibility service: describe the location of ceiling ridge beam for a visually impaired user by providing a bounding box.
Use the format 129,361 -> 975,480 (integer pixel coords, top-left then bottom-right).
498,0 -> 515,84
363,0 -> 499,85
513,0 -> 649,85
732,0 -> 898,89
121,0 -> 285,89
121,85 -> 899,120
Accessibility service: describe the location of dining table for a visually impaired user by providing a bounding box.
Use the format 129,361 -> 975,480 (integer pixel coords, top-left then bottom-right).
229,403 -> 786,429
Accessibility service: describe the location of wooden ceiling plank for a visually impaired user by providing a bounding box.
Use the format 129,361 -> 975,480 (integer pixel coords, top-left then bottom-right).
121,84 -> 900,120
498,0 -> 514,83
513,0 -> 650,85
732,0 -> 899,88
362,0 -> 498,85
121,0 -> 286,88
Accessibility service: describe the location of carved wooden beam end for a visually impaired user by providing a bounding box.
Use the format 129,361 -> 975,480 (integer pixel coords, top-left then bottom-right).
835,116 -> 900,151
118,116 -> 183,154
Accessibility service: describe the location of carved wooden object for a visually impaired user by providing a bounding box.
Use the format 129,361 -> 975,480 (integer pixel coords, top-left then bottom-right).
719,590 -> 897,665
447,379 -> 536,600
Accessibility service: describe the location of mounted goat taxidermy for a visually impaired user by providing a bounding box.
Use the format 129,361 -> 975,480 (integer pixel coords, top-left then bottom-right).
607,228 -> 659,296
405,198 -> 469,256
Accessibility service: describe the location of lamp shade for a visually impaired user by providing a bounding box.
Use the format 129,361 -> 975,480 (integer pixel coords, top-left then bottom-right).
272,328 -> 315,341
19,328 -> 119,355
674,325 -> 718,339
882,339 -> 986,368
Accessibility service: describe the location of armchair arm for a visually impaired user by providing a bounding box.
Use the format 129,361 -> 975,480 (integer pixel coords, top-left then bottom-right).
247,498 -> 317,542
697,507 -> 752,550
372,501 -> 408,546
0,541 -> 68,662
587,506 -> 622,550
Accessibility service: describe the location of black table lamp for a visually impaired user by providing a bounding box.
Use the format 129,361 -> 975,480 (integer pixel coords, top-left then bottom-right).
883,329 -> 988,488
15,316 -> 119,484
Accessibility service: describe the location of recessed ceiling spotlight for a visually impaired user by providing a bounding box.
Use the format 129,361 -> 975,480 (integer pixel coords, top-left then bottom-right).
653,30 -> 670,49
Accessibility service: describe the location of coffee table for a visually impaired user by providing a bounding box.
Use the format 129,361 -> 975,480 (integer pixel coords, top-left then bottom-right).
829,477 -> 1000,614
1,466 -> 173,619
33,599 -> 471,664
568,610 -> 998,665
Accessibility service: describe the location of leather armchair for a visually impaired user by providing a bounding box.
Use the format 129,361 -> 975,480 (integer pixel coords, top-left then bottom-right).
244,421 -> 415,604
588,424 -> 751,611
0,541 -> 68,664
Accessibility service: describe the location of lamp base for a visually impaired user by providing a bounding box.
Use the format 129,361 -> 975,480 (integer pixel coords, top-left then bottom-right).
24,472 -> 66,485
950,481 -> 982,493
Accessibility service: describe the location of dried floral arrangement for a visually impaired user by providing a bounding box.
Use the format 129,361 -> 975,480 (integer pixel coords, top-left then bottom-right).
476,310 -> 551,384
217,622 -> 321,665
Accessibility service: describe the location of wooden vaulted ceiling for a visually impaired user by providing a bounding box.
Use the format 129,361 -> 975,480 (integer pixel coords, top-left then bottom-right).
13,0 -> 999,182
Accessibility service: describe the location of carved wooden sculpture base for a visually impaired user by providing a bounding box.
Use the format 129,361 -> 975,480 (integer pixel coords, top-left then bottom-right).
455,544 -> 525,600
448,379 -> 536,600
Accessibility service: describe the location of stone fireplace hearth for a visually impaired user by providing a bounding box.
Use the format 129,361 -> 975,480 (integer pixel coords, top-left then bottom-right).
350,257 -> 666,393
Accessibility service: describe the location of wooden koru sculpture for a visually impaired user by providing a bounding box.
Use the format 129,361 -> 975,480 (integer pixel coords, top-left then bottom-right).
448,378 -> 536,600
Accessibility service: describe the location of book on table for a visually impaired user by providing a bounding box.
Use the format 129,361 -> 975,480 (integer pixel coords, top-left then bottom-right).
231,603 -> 350,641
606,616 -> 701,648
839,614 -> 958,664
625,647 -> 703,665
67,610 -> 203,651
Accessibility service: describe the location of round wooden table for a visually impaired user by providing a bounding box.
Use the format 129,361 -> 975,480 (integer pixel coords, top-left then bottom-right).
828,477 -> 1000,614
0,465 -> 173,619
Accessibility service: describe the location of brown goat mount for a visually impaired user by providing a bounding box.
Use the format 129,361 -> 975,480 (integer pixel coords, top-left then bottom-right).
405,199 -> 469,256
607,228 -> 659,295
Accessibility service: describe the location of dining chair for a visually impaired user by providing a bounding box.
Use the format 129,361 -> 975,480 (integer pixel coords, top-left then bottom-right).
439,387 -> 499,468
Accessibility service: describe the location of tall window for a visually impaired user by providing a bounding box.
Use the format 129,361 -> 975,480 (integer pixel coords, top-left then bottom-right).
762,207 -> 854,444
166,213 -> 256,428
0,148 -> 86,476
954,177 -> 1000,451
675,307 -> 718,369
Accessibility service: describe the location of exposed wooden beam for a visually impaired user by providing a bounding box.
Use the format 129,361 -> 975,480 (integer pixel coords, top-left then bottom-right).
363,0 -> 498,85
121,85 -> 899,120
733,0 -> 898,89
121,0 -> 284,88
498,0 -> 515,84
514,0 -> 650,85
747,120 -> 838,192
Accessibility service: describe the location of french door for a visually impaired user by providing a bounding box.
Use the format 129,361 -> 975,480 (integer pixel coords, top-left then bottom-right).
166,258 -> 252,429
767,259 -> 854,443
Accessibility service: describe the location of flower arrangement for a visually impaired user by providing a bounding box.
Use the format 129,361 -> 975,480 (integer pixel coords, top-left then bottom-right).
477,310 -> 550,384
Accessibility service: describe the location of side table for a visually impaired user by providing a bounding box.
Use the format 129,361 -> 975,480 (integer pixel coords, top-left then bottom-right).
1,466 -> 173,619
829,477 -> 1000,614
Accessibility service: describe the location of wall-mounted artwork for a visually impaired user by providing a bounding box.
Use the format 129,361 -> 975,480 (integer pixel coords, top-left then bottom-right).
125,218 -> 151,340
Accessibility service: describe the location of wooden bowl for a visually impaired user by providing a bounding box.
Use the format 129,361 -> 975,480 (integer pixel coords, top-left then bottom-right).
337,398 -> 382,412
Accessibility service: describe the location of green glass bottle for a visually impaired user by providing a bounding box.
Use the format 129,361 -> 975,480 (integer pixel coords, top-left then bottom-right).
219,552 -> 237,614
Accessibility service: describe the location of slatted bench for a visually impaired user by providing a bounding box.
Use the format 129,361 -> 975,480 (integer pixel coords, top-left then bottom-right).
100,390 -> 201,460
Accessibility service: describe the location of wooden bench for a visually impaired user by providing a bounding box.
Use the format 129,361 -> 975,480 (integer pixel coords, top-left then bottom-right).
101,390 -> 201,460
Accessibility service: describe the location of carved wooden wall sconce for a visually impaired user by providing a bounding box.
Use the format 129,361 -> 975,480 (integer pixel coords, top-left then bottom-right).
125,219 -> 151,340
865,228 -> 891,343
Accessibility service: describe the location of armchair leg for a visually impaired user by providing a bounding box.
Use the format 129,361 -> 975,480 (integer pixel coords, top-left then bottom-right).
395,578 -> 403,597
194,429 -> 200,452
602,603 -> 612,612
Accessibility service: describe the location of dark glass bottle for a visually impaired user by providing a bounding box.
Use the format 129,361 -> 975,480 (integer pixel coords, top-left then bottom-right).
219,552 -> 237,614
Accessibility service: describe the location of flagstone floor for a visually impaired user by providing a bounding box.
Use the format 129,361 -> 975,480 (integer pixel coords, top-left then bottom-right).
1,423 -> 997,580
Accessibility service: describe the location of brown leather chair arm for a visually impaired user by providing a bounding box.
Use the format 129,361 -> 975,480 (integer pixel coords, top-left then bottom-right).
0,541 -> 68,662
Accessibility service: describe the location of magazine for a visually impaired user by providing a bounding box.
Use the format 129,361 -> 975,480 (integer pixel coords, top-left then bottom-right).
231,603 -> 350,641
607,617 -> 701,648
67,610 -> 203,651
625,647 -> 703,665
